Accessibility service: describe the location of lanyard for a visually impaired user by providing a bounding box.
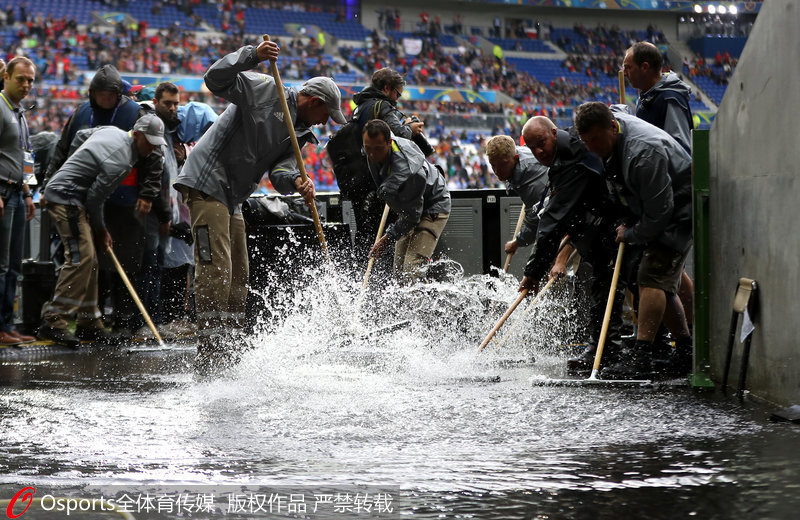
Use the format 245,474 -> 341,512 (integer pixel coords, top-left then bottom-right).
89,99 -> 121,128
0,91 -> 30,151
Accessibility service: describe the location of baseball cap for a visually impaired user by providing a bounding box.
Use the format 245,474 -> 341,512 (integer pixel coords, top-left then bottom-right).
137,86 -> 156,101
300,77 -> 347,124
133,113 -> 167,147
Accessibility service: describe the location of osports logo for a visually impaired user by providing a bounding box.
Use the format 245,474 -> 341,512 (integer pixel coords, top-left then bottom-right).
6,487 -> 35,518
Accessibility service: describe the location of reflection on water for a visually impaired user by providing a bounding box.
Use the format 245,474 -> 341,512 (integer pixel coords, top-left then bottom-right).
1,261 -> 799,519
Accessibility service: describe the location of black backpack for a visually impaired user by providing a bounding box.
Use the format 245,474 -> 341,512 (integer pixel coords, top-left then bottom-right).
325,100 -> 383,200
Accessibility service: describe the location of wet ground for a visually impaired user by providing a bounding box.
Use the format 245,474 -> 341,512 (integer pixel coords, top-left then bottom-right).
1,266 -> 799,519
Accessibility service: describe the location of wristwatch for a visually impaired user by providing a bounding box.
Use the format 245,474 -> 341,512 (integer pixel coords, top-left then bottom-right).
22,193 -> 32,199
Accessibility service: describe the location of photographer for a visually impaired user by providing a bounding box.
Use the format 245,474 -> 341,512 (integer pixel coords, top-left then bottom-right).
352,68 -> 431,149
342,68 -> 435,268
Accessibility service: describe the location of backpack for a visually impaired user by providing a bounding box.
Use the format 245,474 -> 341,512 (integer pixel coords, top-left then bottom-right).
325,100 -> 383,200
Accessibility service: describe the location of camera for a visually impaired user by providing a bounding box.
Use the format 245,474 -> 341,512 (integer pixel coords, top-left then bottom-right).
405,114 -> 435,157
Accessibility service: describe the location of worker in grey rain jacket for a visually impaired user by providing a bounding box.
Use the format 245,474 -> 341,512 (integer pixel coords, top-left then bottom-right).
575,102 -> 692,380
42,64 -> 165,341
484,136 -> 549,261
173,39 -> 346,370
623,42 -> 694,154
362,119 -> 450,280
38,115 -> 166,348
623,41 -> 696,373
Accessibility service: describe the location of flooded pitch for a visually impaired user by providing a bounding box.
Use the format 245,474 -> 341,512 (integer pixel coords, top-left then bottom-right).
1,263 -> 799,519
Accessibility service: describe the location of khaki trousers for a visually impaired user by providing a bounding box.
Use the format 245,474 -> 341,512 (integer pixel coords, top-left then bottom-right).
394,212 -> 449,280
183,188 -> 248,345
42,204 -> 103,329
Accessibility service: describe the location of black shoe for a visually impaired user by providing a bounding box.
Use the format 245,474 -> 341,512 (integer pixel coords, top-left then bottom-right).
38,325 -> 81,348
567,341 -> 621,374
601,340 -> 653,380
654,339 -> 693,378
75,327 -> 127,346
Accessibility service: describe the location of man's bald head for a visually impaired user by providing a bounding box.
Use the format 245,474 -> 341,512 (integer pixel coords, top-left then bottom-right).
522,116 -> 558,167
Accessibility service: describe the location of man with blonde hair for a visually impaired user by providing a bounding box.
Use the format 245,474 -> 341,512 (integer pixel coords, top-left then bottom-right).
485,134 -> 548,259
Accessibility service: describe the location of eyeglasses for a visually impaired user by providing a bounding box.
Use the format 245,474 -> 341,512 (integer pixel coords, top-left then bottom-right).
394,88 -> 403,98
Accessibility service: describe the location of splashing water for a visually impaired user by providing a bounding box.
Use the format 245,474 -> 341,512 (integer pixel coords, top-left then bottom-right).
1,255 -> 796,519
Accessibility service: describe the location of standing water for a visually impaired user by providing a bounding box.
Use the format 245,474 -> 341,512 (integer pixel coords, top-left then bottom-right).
1,260 -> 799,519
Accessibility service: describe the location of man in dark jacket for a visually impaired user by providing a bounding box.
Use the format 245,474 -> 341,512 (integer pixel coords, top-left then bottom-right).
352,68 -> 425,142
517,116 -> 622,369
135,82 -> 181,339
574,102 -> 693,379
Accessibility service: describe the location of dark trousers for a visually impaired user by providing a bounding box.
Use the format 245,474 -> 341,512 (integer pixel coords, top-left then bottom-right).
160,264 -> 193,323
583,236 -> 626,345
102,203 -> 145,330
350,192 -> 395,280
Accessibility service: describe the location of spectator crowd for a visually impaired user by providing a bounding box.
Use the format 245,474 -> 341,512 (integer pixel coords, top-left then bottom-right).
1,1 -> 728,192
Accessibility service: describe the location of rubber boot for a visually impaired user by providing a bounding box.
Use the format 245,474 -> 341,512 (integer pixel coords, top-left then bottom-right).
600,340 -> 654,380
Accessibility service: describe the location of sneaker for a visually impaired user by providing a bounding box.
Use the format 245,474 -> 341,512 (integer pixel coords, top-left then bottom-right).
38,325 -> 81,348
75,327 -> 127,346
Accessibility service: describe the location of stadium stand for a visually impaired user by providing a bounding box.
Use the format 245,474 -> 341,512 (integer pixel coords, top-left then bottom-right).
1,0 -> 741,189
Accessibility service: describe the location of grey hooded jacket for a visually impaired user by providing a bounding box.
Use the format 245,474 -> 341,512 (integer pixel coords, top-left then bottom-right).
636,72 -> 693,153
44,126 -> 140,232
365,136 -> 450,240
504,146 -> 549,247
607,110 -> 692,252
175,45 -> 317,213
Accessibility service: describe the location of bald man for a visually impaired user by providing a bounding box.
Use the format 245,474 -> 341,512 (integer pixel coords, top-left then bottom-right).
519,117 -> 607,294
520,116 -> 627,371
